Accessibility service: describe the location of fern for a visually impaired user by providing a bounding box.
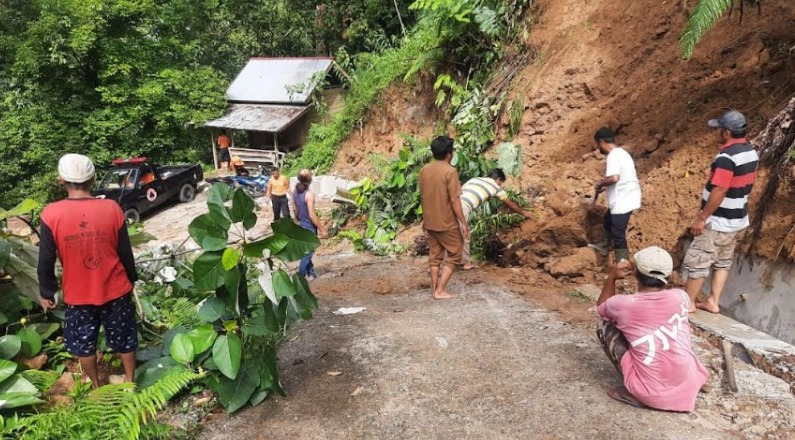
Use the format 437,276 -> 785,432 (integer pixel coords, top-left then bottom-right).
160,297 -> 202,329
6,370 -> 204,440
20,370 -> 60,394
680,0 -> 762,58
98,369 -> 205,440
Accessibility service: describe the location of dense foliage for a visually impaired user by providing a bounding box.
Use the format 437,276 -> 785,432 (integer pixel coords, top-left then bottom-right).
0,186 -> 321,438
0,0 -> 416,206
289,0 -> 532,174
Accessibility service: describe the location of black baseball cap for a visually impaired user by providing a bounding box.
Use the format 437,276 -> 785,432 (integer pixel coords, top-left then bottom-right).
708,110 -> 747,131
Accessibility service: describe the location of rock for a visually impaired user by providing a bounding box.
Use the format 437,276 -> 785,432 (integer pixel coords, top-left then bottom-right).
546,247 -> 599,277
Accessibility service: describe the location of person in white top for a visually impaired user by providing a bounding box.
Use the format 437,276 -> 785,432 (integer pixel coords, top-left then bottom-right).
589,127 -> 642,262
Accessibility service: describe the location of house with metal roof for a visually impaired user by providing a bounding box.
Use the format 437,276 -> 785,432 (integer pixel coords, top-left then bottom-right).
205,57 -> 345,170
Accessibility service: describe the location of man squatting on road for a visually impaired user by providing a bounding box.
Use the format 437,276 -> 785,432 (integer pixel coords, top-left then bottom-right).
458,168 -> 532,270
596,246 -> 709,411
418,135 -> 469,300
589,127 -> 642,263
38,154 -> 139,387
683,111 -> 759,314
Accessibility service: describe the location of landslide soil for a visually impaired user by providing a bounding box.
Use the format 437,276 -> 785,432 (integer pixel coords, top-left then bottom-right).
331,0 -> 795,268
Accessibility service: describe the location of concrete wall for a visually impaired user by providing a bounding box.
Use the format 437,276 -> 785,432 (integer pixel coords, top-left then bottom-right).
683,252 -> 795,345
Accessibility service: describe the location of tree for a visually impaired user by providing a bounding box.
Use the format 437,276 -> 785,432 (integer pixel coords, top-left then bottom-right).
680,0 -> 763,59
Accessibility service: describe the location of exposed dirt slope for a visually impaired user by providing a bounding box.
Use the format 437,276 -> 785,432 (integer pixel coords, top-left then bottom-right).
330,0 -> 795,270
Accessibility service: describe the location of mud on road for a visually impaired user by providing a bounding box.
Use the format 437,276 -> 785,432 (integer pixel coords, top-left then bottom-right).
198,254 -> 795,440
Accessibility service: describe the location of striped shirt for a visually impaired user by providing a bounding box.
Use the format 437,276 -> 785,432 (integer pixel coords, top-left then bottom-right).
701,138 -> 758,232
460,177 -> 508,214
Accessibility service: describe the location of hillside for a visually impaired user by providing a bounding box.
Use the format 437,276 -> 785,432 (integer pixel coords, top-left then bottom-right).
331,0 -> 795,268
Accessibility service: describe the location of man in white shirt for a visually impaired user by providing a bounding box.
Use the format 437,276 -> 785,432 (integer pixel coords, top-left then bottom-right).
589,127 -> 642,262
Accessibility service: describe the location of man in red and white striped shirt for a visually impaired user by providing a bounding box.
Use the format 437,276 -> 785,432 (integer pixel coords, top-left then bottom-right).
683,111 -> 758,313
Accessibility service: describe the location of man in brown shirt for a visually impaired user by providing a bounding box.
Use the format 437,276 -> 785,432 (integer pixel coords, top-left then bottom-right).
418,135 -> 469,299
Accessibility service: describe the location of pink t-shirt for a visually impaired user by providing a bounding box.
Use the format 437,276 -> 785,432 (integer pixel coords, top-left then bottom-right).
597,289 -> 709,412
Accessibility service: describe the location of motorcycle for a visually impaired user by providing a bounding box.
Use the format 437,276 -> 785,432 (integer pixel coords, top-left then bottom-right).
207,165 -> 270,198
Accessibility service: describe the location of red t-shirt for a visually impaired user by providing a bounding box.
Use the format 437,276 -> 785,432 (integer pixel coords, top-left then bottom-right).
38,199 -> 135,306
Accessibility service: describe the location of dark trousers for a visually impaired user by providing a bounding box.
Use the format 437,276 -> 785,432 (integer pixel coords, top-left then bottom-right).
603,210 -> 632,250
271,195 -> 290,220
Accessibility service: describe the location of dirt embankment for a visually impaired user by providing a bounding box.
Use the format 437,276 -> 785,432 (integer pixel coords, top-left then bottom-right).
331,0 -> 795,277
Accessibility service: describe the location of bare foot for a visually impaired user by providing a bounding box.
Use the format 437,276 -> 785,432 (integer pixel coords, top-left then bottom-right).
462,264 -> 478,271
696,300 -> 720,314
432,290 -> 457,300
688,306 -> 697,314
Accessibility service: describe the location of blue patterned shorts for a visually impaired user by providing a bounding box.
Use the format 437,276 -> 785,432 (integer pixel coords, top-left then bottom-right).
64,294 -> 138,357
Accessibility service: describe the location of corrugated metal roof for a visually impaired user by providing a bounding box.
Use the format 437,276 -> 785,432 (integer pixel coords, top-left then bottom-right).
205,104 -> 310,132
226,57 -> 334,104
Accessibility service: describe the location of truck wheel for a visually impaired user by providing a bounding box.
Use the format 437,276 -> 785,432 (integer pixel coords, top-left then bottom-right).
124,208 -> 140,224
179,183 -> 196,203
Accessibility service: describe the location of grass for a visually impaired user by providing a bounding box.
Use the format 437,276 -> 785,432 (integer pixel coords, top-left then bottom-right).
567,289 -> 591,302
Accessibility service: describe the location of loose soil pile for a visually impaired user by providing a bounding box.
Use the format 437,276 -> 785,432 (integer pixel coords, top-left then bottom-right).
330,0 -> 795,276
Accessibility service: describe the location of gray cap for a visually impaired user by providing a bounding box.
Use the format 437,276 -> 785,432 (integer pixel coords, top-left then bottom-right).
708,110 -> 747,131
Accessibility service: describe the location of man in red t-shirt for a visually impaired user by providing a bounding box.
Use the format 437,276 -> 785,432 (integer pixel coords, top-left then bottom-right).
37,154 -> 138,387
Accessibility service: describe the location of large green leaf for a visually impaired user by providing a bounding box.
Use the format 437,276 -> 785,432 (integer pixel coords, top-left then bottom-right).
4,248 -> 41,303
188,214 -> 229,251
207,184 -> 234,230
0,392 -> 44,409
219,264 -> 248,317
257,346 -> 285,397
229,189 -> 257,230
0,335 -> 21,360
272,269 -> 297,299
187,325 -> 217,354
134,356 -> 184,390
241,305 -> 278,337
270,219 -> 320,261
243,234 -> 289,258
0,360 -> 17,383
0,240 -> 10,269
17,329 -> 42,358
217,363 -> 259,413
0,199 -> 38,222
193,251 -> 226,291
169,333 -> 195,365
160,326 -> 188,356
0,375 -> 37,394
249,389 -> 269,407
198,297 -> 226,323
212,334 -> 242,380
291,274 -> 319,320
221,247 -> 241,271
27,323 -> 60,340
257,265 -> 277,305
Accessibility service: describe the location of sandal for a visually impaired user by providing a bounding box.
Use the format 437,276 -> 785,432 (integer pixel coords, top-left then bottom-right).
607,386 -> 646,409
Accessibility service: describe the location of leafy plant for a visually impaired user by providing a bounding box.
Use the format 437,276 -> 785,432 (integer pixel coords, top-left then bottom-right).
2,369 -> 204,440
468,190 -> 529,261
146,183 -> 320,412
680,0 -> 763,58
0,199 -> 42,304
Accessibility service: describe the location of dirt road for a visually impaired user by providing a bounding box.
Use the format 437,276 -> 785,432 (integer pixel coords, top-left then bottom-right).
199,255 -> 795,440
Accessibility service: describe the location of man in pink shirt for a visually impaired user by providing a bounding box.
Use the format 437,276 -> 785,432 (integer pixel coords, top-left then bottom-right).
596,246 -> 709,412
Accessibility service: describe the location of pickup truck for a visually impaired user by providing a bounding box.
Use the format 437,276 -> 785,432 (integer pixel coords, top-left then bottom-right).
94,157 -> 204,223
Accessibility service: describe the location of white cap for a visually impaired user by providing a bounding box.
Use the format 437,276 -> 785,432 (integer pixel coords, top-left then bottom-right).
58,154 -> 95,183
633,246 -> 673,285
